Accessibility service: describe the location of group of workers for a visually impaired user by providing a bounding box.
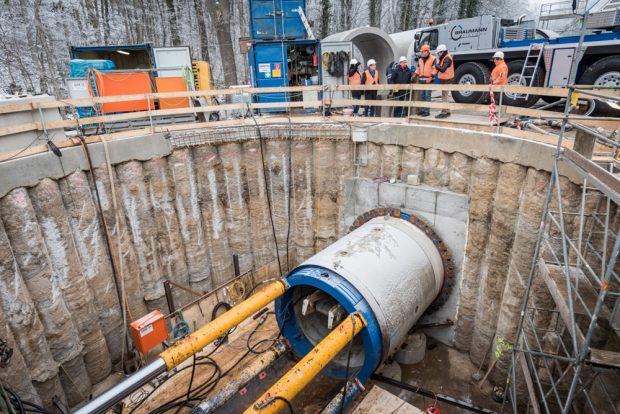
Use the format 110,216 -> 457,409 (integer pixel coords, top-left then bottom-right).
347,45 -> 509,118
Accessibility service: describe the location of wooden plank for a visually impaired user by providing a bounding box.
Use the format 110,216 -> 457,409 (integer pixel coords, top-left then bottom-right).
537,260 -> 613,346
538,259 -> 587,348
517,350 -> 542,414
0,113 -> 611,165
132,307 -> 281,413
589,348 -> 620,367
352,385 -> 422,414
0,86 -> 325,114
332,99 -> 620,130
2,83 -> 617,115
0,101 -> 323,136
335,83 -> 572,98
0,114 -> 558,163
563,148 -> 620,201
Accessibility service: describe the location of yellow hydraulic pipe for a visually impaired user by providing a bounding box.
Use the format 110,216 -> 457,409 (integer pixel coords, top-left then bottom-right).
244,312 -> 367,414
160,279 -> 288,369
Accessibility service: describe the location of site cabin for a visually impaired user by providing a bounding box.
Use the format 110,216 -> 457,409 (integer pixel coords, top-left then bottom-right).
409,14 -> 620,114
67,44 -> 219,125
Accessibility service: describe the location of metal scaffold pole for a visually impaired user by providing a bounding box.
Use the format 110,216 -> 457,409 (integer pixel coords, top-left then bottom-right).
503,2 -> 620,412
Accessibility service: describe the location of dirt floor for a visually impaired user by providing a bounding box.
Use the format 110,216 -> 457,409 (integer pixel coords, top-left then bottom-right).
376,339 -> 503,414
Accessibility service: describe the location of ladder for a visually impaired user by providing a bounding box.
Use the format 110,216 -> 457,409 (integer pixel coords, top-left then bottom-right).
517,43 -> 545,99
296,7 -> 315,40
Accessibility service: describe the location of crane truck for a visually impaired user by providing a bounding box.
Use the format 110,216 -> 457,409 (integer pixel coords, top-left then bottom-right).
405,1 -> 620,114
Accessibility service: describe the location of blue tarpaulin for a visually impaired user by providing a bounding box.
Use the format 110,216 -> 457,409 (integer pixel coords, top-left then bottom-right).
69,59 -> 115,118
69,59 -> 115,78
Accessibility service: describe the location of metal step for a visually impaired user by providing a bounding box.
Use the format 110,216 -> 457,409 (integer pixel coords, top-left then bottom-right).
516,42 -> 546,99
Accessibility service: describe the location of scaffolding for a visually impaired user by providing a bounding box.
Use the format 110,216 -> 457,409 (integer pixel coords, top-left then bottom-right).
503,7 -> 620,414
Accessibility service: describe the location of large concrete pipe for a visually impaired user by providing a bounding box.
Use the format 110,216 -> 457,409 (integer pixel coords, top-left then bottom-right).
390,29 -> 418,62
323,27 -> 397,73
275,212 -> 446,386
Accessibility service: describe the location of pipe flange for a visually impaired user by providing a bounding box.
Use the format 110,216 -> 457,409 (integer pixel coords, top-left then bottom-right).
349,207 -> 455,312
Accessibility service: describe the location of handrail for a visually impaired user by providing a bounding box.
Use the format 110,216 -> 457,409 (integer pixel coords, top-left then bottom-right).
3,91 -> 617,138
1,84 -> 618,115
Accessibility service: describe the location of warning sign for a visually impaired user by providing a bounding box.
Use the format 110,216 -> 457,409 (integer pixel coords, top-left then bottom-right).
272,63 -> 281,77
258,63 -> 270,73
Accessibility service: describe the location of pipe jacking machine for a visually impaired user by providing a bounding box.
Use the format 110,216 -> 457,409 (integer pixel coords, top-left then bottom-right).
74,210 -> 451,414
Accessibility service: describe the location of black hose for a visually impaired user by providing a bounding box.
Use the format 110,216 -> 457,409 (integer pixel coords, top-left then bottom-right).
246,103 -> 283,276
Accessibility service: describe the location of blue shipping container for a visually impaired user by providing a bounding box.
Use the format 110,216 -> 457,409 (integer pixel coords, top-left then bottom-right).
249,40 -> 320,112
249,0 -> 307,40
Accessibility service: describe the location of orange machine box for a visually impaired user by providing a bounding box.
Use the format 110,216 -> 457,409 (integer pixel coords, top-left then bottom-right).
93,72 -> 155,114
155,77 -> 190,109
130,310 -> 168,354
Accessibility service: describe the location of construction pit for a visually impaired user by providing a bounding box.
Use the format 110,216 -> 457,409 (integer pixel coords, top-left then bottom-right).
0,100 -> 619,414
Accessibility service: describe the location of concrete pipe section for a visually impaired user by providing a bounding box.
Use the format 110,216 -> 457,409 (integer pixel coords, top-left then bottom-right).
275,211 -> 445,385
390,29 -> 418,63
323,27 -> 398,73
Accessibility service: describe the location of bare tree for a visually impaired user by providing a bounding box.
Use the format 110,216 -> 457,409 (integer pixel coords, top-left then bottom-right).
319,0 -> 331,37
458,0 -> 481,18
432,0 -> 449,23
166,0 -> 181,45
369,0 -> 381,27
339,0 -> 352,30
194,0 -> 210,61
206,0 -> 239,86
399,0 -> 414,30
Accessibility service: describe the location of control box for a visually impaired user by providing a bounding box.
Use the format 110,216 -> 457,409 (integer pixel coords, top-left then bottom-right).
130,310 -> 168,354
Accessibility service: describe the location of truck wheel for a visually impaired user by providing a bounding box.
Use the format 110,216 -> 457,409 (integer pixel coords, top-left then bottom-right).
452,62 -> 491,104
501,60 -> 543,108
578,55 -> 620,116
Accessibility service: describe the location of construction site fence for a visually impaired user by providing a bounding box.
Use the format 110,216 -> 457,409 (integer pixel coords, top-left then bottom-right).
1,84 -> 619,138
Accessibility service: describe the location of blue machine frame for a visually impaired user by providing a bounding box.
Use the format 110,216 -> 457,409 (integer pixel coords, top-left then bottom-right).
275,266 -> 382,384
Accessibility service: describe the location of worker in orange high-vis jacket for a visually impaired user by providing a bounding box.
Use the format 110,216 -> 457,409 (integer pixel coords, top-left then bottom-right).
434,44 -> 454,119
361,59 -> 379,117
413,44 -> 436,117
491,51 -> 508,86
348,58 -> 362,115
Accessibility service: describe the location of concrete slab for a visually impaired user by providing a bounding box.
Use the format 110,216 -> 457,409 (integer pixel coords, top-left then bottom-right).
367,123 -> 582,184
0,95 -> 66,153
353,179 -> 379,217
378,182 -> 407,208
0,133 -> 172,197
405,186 -> 438,216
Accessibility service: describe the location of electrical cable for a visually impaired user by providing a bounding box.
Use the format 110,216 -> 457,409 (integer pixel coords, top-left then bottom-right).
285,115 -> 293,274
142,313 -> 278,414
0,133 -> 43,162
261,396 -> 294,413
246,102 -> 283,276
176,355 -> 197,414
77,136 -> 132,370
4,386 -> 51,414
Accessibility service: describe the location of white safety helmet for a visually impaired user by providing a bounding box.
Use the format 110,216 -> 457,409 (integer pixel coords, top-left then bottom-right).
367,59 -> 377,66
399,56 -> 407,63
437,44 -> 447,53
493,51 -> 505,59
350,58 -> 358,65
